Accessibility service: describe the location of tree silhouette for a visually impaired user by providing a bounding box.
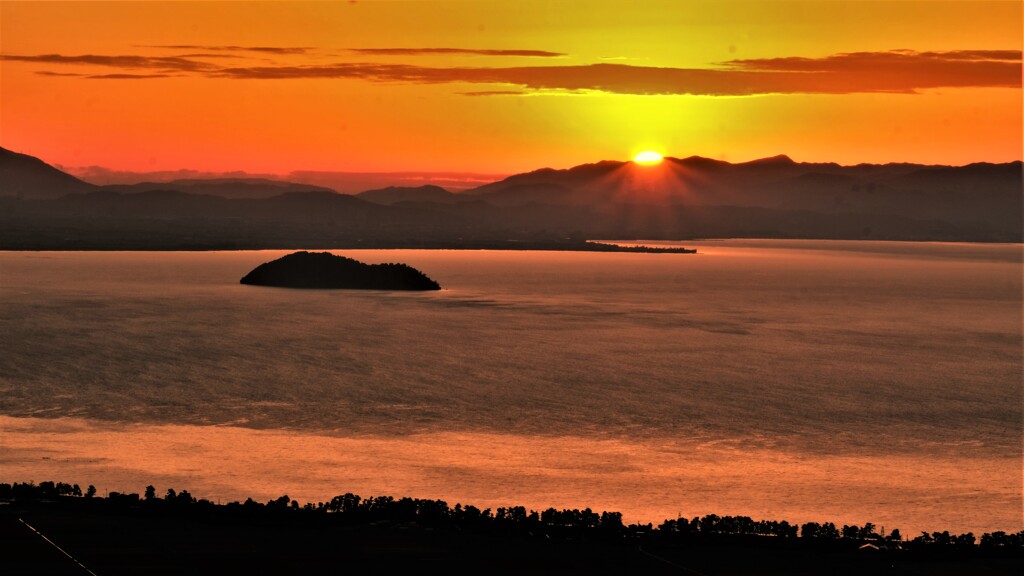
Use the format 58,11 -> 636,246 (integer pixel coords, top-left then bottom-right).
4,478 -> 1023,555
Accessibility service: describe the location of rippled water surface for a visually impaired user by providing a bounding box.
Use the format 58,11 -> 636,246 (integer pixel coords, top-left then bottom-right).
1,241 -> 1020,534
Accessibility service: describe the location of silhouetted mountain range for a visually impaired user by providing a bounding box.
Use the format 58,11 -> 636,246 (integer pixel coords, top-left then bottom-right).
1,146 -> 1020,248
467,155 -> 1022,229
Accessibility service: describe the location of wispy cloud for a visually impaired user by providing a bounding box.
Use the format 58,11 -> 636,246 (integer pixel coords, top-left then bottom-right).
347,47 -> 564,57
209,63 -> 413,80
727,49 -> 1022,70
140,45 -> 313,55
171,53 -> 248,60
86,73 -> 175,80
34,70 -> 85,77
459,90 -> 528,97
1,53 -> 214,72
717,50 -> 1021,92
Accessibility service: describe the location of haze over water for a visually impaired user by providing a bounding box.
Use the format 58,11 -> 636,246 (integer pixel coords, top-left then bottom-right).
1,241 -> 1020,535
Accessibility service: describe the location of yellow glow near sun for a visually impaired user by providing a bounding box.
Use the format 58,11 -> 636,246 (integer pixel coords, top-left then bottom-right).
633,150 -> 663,165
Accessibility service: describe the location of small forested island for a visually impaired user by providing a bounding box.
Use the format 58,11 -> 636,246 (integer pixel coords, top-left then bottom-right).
3,481 -> 1021,575
240,251 -> 441,290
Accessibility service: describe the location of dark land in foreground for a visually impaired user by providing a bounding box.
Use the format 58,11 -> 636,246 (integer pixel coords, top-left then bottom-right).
2,147 -> 1021,250
3,482 -> 1021,575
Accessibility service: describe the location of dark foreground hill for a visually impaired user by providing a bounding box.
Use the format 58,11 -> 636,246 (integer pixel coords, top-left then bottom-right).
240,251 -> 441,290
0,146 -> 97,199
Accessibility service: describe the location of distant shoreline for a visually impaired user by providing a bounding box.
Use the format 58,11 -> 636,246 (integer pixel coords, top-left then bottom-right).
0,239 -> 697,253
3,237 -> 1023,252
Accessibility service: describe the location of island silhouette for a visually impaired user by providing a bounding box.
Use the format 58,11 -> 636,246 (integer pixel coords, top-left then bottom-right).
240,251 -> 442,290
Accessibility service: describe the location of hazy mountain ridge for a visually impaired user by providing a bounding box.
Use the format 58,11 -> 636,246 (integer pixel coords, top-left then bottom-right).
100,178 -> 338,199
1,147 -> 1019,246
356,185 -> 461,205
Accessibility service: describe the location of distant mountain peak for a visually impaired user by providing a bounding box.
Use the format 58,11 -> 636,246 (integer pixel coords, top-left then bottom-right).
367,184 -> 449,193
741,154 -> 796,166
674,155 -> 732,168
356,184 -> 457,205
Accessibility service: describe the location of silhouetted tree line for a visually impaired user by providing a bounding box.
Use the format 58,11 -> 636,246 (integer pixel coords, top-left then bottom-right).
2,481 -> 1021,550
798,520 -> 905,542
659,514 -> 798,538
1,480 -> 83,499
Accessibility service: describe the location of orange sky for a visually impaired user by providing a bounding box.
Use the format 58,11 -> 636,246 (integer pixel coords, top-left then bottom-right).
1,1 -> 1021,176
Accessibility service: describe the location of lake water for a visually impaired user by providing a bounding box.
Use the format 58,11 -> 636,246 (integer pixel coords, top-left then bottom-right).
0,241 -> 1020,535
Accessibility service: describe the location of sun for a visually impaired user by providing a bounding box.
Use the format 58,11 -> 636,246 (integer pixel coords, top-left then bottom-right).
633,150 -> 664,165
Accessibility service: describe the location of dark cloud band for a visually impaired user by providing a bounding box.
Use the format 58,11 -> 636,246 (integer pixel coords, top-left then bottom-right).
140,45 -> 312,54
347,48 -> 564,57
1,53 -> 214,71
210,50 -> 1022,95
4,49 -> 1019,95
